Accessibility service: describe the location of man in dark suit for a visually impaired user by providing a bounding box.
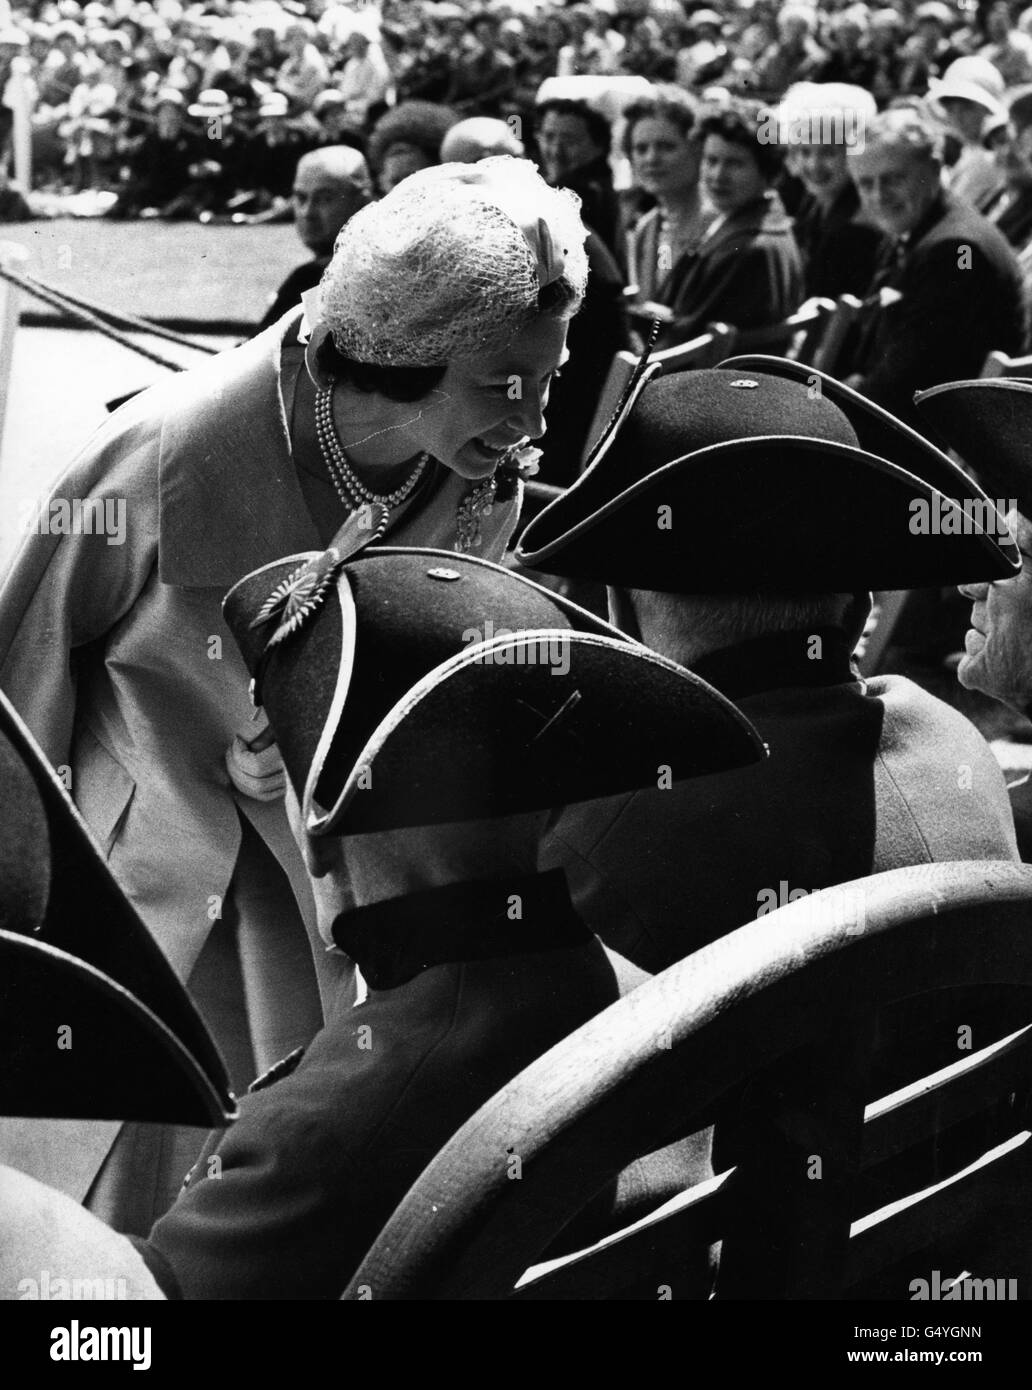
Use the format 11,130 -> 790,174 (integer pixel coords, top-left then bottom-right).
517,364 -> 1021,974
841,108 -> 1025,430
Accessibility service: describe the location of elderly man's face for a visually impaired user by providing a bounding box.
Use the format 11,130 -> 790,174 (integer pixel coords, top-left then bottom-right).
958,511 -> 1032,714
849,142 -> 940,237
293,162 -> 369,256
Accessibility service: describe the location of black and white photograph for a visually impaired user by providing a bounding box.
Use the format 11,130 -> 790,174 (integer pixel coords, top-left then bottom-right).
0,0 -> 1030,1361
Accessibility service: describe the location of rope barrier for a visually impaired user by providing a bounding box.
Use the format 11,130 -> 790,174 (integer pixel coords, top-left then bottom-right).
0,260 -> 223,373
37,278 -> 222,354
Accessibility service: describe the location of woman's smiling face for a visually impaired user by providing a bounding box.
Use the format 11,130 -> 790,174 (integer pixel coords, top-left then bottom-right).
411,314 -> 570,481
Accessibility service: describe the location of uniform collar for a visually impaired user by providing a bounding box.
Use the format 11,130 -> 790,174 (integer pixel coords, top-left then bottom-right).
331,867 -> 591,990
157,312 -> 322,588
689,626 -> 857,702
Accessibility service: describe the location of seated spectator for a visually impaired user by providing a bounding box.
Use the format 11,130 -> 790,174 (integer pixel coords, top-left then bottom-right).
816,8 -> 877,89
247,20 -> 283,88
337,29 -> 392,127
931,55 -> 1008,210
534,97 -> 620,256
622,87 -> 713,312
256,146 -> 371,333
36,21 -> 85,108
980,0 -> 1032,86
753,5 -> 827,100
366,100 -> 459,194
161,88 -> 248,221
277,19 -> 329,113
674,9 -> 730,89
648,101 -> 803,350
244,91 -> 315,211
517,367 -> 1020,971
129,544 -> 754,1299
913,381 -> 1032,853
842,108 -> 1025,427
619,17 -> 677,83
310,90 -> 366,155
984,88 -> 1032,255
207,26 -> 260,107
780,82 -> 889,298
439,116 -> 523,164
868,9 -> 906,106
391,18 -> 454,105
558,5 -> 621,78
897,1 -> 962,96
107,88 -> 195,219
444,11 -> 516,117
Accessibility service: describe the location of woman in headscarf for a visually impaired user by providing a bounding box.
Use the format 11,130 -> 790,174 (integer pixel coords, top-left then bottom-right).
0,156 -> 589,1235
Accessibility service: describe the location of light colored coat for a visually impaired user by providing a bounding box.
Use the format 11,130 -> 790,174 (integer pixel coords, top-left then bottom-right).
0,313 -> 520,1200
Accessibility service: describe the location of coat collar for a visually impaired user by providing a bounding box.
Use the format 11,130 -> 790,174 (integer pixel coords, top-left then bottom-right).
331,868 -> 590,990
701,191 -> 792,253
689,627 -> 858,702
157,312 -> 322,589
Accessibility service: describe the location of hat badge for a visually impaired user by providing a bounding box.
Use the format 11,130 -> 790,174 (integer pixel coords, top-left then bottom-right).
249,504 -> 389,650
251,555 -> 341,650
729,379 -> 759,389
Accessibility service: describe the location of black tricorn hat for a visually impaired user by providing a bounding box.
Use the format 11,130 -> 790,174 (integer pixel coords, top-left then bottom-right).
721,354 -> 1014,523
514,366 -> 1020,592
222,541 -> 765,836
913,378 -> 1032,521
0,692 -> 235,1125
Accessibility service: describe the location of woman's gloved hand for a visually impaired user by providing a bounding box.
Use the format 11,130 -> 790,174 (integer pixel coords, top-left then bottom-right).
225,710 -> 286,801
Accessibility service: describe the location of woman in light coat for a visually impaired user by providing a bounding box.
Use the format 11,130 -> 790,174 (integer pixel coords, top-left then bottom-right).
0,157 -> 588,1232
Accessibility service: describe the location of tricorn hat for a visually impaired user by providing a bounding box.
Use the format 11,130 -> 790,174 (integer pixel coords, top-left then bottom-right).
0,693 -> 235,1125
914,378 -> 1032,521
515,365 -> 1020,592
222,530 -> 765,837
720,354 -> 1014,529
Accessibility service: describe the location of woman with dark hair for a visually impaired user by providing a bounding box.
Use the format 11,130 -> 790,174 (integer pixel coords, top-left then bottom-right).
535,96 -> 620,254
648,99 -> 803,348
623,86 -> 713,314
0,157 -> 588,1236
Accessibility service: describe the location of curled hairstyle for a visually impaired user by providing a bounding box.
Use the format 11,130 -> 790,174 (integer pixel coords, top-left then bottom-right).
697,101 -> 785,181
535,98 -> 613,156
622,86 -> 701,157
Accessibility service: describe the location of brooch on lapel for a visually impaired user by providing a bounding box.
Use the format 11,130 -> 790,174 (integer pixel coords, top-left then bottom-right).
250,503 -> 388,649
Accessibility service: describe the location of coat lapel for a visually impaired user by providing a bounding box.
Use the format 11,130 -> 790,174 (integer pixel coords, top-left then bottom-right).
157,314 -> 322,589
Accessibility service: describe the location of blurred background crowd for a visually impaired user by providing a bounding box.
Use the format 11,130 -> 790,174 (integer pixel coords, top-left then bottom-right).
5,0 -> 1032,484
2,0 -> 1032,214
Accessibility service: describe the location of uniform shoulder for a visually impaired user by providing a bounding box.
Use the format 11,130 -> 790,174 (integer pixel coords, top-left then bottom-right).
865,674 -> 996,752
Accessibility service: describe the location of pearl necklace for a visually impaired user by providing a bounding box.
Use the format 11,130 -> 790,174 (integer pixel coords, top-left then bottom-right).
315,385 -> 429,513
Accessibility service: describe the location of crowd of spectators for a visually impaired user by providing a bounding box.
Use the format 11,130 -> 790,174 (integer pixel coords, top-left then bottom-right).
4,1 -> 1032,213
5,0 -> 1032,476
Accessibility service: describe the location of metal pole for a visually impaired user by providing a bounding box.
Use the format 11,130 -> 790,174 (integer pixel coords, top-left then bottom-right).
8,54 -> 33,193
0,240 -> 28,460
